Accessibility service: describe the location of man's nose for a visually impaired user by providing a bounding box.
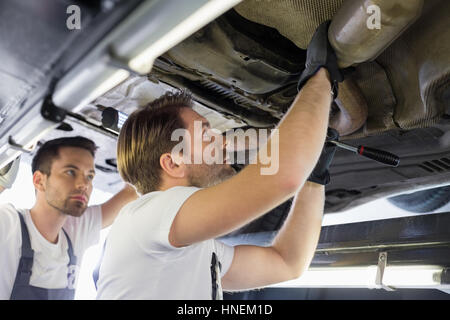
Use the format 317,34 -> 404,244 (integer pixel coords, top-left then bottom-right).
75,175 -> 89,191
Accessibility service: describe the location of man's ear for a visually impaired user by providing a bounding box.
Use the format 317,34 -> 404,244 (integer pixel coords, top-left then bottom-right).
159,153 -> 186,179
32,171 -> 47,192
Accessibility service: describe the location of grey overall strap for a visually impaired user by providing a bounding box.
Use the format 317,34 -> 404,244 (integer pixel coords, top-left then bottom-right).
16,212 -> 77,284
61,228 -> 77,266
15,211 -> 34,285
11,211 -> 77,300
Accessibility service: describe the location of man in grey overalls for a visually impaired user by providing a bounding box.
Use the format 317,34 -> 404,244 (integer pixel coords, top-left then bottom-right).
0,136 -> 138,300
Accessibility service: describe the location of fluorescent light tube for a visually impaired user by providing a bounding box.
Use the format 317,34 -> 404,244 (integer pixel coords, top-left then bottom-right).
270,265 -> 446,289
383,265 -> 443,287
128,0 -> 242,73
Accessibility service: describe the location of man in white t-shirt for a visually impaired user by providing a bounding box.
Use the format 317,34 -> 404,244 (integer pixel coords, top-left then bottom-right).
97,22 -> 343,300
0,136 -> 138,300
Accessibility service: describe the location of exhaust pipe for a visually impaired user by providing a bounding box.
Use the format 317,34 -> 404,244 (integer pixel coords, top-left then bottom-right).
327,0 -> 424,136
330,78 -> 369,136
329,0 -> 424,68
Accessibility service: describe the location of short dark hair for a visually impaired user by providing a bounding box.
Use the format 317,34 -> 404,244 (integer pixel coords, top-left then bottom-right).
31,136 -> 97,175
117,90 -> 194,194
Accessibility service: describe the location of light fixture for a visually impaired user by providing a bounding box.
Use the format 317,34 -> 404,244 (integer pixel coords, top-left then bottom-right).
86,69 -> 130,108
53,0 -> 242,113
101,107 -> 128,133
127,0 -> 243,74
269,265 -> 447,290
383,265 -> 443,288
4,1 -> 243,168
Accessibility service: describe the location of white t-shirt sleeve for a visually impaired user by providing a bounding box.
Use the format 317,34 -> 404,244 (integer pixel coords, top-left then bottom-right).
63,205 -> 102,254
139,186 -> 201,252
0,204 -> 19,247
214,240 -> 235,277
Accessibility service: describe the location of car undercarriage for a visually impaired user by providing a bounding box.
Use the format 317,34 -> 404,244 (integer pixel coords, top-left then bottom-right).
0,0 -> 450,294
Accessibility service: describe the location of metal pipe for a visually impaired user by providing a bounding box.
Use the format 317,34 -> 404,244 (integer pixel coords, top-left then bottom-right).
330,78 -> 368,136
330,140 -> 358,153
329,0 -> 424,68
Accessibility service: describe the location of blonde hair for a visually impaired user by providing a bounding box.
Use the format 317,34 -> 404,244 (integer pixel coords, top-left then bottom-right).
117,91 -> 194,194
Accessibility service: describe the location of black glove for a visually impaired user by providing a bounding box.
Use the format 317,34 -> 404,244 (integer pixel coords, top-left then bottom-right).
297,20 -> 344,99
308,128 -> 339,185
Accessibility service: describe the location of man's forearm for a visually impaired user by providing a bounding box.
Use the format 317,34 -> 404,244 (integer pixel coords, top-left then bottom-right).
255,68 -> 332,190
271,181 -> 324,278
101,184 -> 139,228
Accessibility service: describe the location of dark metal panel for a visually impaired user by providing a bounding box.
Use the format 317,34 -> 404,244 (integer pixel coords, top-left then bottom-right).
222,212 -> 450,267
0,0 -> 95,136
0,0 -> 142,140
317,213 -> 450,250
326,125 -> 450,213
0,0 -> 74,76
311,247 -> 450,268
309,212 -> 450,267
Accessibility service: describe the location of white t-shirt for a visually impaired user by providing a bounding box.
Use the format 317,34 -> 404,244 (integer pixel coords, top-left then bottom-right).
96,186 -> 235,300
0,203 -> 102,300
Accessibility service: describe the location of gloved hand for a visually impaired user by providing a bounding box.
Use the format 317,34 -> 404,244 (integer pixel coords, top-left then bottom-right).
0,156 -> 21,189
297,20 -> 344,99
308,128 -> 339,185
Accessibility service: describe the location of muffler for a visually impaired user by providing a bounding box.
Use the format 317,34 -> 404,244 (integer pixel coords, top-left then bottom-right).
329,0 -> 424,68
328,0 -> 424,135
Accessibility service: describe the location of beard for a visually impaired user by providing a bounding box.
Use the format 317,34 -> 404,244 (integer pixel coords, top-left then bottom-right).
186,163 -> 236,188
45,185 -> 89,217
47,195 -> 88,217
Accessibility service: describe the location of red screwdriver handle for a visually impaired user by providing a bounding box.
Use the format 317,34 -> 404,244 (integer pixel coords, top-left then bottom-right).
357,146 -> 400,167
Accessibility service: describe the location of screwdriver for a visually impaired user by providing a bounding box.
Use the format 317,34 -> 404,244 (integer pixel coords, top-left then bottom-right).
329,140 -> 400,167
